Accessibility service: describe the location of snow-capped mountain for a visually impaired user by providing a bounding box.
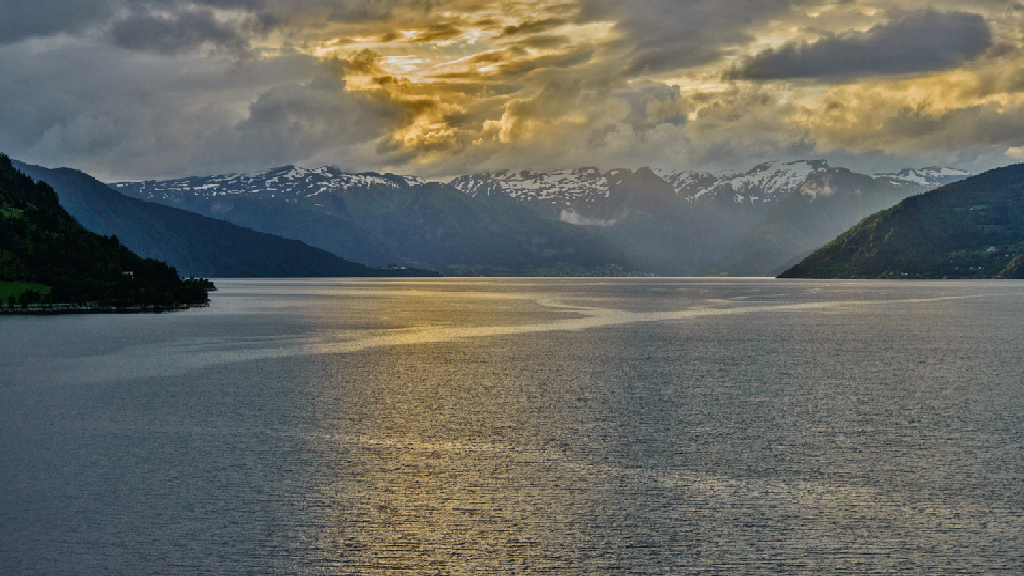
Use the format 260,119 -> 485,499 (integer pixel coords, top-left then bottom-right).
112,165 -> 425,202
105,160 -> 976,277
452,160 -> 832,216
109,164 -> 634,275
451,167 -> 633,225
872,167 -> 972,188
452,167 -> 609,201
654,160 -> 830,205
451,161 -> 968,217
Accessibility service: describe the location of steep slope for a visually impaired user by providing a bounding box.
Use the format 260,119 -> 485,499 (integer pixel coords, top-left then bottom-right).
0,154 -> 210,307
113,166 -> 635,275
14,162 -> 435,278
113,166 -> 400,267
780,164 -> 1024,279
712,169 -> 928,276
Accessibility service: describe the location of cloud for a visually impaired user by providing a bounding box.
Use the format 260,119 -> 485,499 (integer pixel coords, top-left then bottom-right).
498,18 -> 570,38
0,35 -> 327,179
0,0 -> 118,45
108,8 -> 255,55
806,94 -> 1024,155
236,73 -> 408,166
1,0 -> 1021,180
732,10 -> 992,80
580,0 -> 798,73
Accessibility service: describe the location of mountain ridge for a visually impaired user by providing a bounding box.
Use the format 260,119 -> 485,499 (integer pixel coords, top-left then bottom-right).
107,159 -> 973,277
112,167 -> 637,276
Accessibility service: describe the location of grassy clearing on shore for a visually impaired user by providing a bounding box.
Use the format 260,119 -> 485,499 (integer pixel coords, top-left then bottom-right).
0,282 -> 51,302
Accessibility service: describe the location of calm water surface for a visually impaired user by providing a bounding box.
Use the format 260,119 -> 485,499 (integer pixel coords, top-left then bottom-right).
1,278 -> 1023,575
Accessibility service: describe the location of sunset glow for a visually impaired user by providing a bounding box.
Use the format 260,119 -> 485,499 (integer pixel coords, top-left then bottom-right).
0,1 -> 1019,179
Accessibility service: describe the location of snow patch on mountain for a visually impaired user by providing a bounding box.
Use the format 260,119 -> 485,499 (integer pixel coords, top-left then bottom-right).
655,160 -> 830,204
451,168 -> 610,201
872,167 -> 971,187
112,165 -> 425,201
450,161 -> 837,226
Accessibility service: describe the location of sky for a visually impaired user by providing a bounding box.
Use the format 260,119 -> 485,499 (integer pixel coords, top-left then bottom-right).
2,0 -> 1023,180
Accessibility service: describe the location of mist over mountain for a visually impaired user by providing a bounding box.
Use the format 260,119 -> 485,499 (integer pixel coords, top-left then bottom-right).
711,168 -> 932,276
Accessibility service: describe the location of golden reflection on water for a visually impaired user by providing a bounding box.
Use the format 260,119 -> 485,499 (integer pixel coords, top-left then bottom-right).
305,291 -> 992,356
299,286 -> 624,573
285,281 -> 1018,574
4,279 -> 1024,573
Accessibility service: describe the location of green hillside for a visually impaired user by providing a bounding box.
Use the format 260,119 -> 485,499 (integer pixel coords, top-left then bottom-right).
0,154 -> 211,308
779,164 -> 1024,279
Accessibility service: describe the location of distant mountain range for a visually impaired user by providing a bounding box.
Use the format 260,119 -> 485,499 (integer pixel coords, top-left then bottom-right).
450,161 -> 967,275
780,165 -> 1024,279
11,157 -> 972,277
112,165 -> 636,276
452,160 -> 828,221
871,167 -> 974,187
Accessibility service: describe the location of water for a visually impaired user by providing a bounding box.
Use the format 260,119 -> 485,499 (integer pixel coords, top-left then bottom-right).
2,278 -> 1023,575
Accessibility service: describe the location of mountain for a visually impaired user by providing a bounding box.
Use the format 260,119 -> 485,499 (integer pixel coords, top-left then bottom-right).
452,160 -> 828,220
654,160 -> 830,206
105,160 -> 973,278
872,167 -> 972,188
780,164 -> 1024,279
452,161 -> 842,275
454,167 -> 733,275
710,168 -> 930,276
451,160 -> 969,276
112,166 -> 401,267
0,154 -> 210,308
13,162 -> 436,278
112,166 -> 635,275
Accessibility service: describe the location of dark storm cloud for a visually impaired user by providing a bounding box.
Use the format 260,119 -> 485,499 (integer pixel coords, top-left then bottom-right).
579,0 -> 798,74
0,0 -> 119,44
732,10 -> 992,80
109,8 -> 252,54
234,74 -> 406,163
0,0 -> 451,47
498,18 -> 570,38
619,84 -> 687,132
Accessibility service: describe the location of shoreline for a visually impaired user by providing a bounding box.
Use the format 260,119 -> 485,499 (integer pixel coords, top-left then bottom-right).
0,303 -> 208,315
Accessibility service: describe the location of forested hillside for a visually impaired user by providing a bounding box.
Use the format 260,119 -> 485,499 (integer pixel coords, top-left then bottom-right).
0,155 -> 211,308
